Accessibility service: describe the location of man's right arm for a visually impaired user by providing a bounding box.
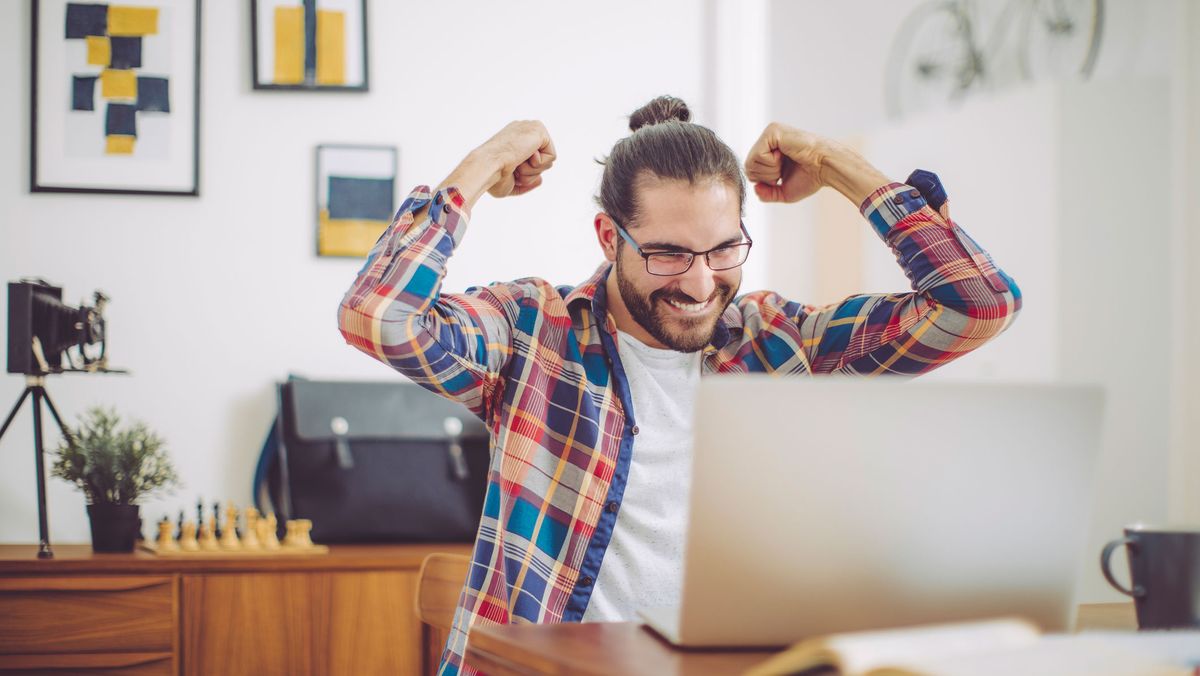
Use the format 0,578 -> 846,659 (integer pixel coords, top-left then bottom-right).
336,122 -> 555,418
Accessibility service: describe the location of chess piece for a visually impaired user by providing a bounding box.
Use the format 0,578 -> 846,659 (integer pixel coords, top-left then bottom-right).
179,520 -> 200,552
212,500 -> 222,538
253,517 -> 271,550
220,504 -> 241,550
263,513 -> 282,550
241,507 -> 261,550
284,518 -> 314,549
199,518 -> 220,551
177,521 -> 199,552
156,519 -> 180,552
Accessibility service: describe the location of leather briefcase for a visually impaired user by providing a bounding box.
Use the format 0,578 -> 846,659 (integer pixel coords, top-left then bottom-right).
259,379 -> 490,543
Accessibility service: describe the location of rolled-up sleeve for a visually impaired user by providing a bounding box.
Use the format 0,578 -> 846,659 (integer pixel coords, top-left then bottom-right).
337,184 -> 516,418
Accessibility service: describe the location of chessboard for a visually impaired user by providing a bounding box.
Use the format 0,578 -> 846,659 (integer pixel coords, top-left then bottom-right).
140,503 -> 329,557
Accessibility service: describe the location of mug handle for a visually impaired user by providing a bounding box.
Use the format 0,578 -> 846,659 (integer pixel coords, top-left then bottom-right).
1100,536 -> 1146,597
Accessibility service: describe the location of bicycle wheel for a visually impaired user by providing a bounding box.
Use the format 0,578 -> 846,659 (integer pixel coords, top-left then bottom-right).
1019,0 -> 1104,81
885,1 -> 983,119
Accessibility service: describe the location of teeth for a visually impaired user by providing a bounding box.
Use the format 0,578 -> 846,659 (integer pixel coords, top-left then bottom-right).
667,298 -> 707,312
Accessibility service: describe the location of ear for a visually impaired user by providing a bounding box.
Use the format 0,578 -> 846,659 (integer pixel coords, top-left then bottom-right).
594,212 -> 619,262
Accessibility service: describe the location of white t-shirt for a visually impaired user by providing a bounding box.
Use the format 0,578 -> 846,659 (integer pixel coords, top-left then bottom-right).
581,330 -> 701,622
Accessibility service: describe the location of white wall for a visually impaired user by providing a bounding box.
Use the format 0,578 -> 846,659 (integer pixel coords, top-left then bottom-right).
1169,0 -> 1200,527
765,0 -> 1177,141
763,0 -> 1180,307
1059,78 -> 1174,601
0,0 -> 712,542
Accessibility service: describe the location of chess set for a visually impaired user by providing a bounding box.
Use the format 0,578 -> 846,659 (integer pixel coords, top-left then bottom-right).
140,500 -> 329,557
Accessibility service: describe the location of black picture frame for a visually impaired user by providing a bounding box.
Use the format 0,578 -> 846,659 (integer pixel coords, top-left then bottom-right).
250,0 -> 369,92
30,0 -> 202,196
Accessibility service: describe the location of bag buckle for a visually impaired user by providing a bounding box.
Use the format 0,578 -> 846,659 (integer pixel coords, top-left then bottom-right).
330,416 -> 354,469
444,417 -> 469,481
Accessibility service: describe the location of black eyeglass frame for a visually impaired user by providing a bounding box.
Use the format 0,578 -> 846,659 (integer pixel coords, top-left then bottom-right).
610,220 -> 754,276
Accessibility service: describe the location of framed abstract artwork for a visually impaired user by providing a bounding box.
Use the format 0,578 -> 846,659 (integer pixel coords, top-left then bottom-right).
251,0 -> 369,91
316,144 -> 397,258
31,0 -> 201,195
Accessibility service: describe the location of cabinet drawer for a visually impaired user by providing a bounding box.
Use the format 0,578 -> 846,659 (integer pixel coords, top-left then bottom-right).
0,576 -> 175,654
183,571 -> 419,676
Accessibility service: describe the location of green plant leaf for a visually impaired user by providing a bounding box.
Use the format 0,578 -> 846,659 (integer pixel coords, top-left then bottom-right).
50,406 -> 180,505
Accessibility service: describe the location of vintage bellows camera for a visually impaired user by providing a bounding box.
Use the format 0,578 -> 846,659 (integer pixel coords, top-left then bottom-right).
3,279 -> 122,558
7,279 -> 110,375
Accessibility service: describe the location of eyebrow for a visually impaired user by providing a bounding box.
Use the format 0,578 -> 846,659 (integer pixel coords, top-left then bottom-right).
640,233 -> 743,253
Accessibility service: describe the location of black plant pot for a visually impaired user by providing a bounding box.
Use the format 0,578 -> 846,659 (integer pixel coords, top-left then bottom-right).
87,503 -> 141,553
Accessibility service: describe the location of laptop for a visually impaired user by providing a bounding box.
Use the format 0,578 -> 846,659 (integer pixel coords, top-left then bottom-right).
639,377 -> 1104,647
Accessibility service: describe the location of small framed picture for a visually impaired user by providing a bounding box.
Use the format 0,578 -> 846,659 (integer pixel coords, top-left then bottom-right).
31,0 -> 202,195
251,0 -> 369,91
316,144 -> 397,258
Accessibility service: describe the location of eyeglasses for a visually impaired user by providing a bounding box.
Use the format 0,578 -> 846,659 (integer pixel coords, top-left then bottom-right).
611,220 -> 753,276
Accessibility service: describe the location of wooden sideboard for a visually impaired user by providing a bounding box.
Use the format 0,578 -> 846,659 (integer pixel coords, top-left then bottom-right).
0,543 -> 471,675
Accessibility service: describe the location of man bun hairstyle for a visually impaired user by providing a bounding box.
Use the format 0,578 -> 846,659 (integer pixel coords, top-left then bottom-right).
627,95 -> 691,131
597,95 -> 746,229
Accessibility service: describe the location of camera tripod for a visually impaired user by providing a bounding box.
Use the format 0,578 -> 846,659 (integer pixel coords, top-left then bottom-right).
0,376 -> 72,559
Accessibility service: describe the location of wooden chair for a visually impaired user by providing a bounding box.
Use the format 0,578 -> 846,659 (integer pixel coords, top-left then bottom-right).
415,553 -> 471,676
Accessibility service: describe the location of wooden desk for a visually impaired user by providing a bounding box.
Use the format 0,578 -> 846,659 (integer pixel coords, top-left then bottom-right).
0,542 -> 471,675
465,603 -> 1138,676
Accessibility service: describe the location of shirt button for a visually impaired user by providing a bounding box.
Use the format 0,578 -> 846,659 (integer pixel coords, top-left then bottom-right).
442,203 -> 451,213
579,575 -> 594,587
631,425 -> 640,436
908,189 -> 921,198
606,501 -> 619,513
892,194 -> 905,204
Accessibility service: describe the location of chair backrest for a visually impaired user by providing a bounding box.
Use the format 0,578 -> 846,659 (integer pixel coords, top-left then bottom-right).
415,553 -> 471,630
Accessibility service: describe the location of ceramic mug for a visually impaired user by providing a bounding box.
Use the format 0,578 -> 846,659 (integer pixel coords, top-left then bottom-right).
1100,524 -> 1200,629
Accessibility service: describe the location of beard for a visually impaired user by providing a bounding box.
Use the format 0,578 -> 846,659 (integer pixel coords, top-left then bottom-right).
615,257 -> 738,353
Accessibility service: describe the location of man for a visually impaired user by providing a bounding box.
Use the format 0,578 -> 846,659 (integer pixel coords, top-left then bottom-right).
338,96 -> 1020,675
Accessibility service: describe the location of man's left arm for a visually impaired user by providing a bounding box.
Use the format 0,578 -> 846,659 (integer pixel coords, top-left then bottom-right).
745,124 -> 1022,375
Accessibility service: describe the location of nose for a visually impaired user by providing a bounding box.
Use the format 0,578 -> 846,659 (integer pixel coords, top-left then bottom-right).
677,256 -> 717,302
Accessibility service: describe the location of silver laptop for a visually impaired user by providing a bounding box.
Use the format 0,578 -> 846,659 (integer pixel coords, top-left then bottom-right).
640,377 -> 1103,647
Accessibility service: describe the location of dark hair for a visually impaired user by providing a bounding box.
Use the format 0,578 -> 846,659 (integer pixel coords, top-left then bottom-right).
597,95 -> 746,228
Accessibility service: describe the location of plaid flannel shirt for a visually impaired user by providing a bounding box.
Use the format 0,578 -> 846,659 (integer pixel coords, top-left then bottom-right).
337,173 -> 1021,675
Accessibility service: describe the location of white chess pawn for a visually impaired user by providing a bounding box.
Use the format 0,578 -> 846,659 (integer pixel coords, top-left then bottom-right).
179,520 -> 200,552
156,520 -> 180,552
199,519 -> 220,551
241,507 -> 261,550
263,513 -> 282,550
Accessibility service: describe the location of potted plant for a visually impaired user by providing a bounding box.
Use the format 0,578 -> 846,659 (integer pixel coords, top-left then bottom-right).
51,407 -> 180,552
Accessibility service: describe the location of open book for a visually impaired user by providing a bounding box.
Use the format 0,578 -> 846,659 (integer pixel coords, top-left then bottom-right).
744,618 -> 1196,676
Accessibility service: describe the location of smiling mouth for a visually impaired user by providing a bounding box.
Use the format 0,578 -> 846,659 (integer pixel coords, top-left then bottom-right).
661,295 -> 714,315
